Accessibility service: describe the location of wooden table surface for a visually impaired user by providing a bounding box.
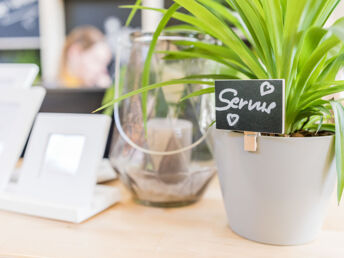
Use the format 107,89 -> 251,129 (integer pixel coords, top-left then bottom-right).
0,177 -> 343,258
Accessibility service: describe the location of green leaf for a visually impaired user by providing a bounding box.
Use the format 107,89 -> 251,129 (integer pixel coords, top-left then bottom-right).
173,0 -> 267,78
313,123 -> 336,133
182,74 -> 239,80
173,40 -> 249,70
298,34 -> 340,92
158,50 -> 254,78
228,0 -> 275,76
318,53 -> 344,82
141,3 -> 180,130
94,79 -> 214,113
288,33 -> 341,119
179,87 -> 215,102
101,86 -> 114,116
125,0 -> 142,27
196,0 -> 251,42
164,24 -> 204,33
281,0 -> 308,82
316,0 -> 341,27
331,101 -> 344,203
330,17 -> 344,42
260,0 -> 283,72
297,28 -> 327,71
300,84 -> 344,109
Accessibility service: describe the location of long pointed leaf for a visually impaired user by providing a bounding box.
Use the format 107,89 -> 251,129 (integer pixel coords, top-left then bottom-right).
331,101 -> 344,203
94,79 -> 214,113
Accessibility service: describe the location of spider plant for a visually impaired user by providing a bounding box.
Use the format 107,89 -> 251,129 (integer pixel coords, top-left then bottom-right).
98,0 -> 344,202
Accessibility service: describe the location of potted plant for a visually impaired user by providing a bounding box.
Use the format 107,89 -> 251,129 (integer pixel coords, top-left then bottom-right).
98,0 -> 344,245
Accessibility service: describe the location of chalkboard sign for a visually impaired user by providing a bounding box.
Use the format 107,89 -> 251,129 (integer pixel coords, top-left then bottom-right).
0,0 -> 40,49
215,80 -> 285,134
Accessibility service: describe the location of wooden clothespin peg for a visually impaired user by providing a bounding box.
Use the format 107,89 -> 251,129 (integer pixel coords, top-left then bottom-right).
244,131 -> 258,152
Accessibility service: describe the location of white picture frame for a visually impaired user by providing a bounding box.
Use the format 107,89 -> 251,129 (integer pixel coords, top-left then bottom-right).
18,113 -> 111,207
0,87 -> 46,190
0,64 -> 39,88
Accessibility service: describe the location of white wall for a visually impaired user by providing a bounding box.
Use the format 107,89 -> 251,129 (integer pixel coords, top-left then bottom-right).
328,1 -> 344,25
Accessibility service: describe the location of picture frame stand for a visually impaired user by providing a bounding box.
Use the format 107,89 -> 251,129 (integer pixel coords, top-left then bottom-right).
0,113 -> 120,223
0,182 -> 120,223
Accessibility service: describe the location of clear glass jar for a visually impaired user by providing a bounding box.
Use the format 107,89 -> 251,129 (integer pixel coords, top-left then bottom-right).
109,32 -> 216,207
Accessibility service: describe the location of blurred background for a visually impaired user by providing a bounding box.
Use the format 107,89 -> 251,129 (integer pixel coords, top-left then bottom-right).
1,0 -> 343,89
0,0 -> 183,89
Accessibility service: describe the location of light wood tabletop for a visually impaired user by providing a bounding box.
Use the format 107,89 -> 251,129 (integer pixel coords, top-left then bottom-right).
0,177 -> 343,258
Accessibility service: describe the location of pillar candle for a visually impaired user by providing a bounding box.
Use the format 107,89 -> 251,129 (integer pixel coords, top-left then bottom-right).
147,118 -> 192,172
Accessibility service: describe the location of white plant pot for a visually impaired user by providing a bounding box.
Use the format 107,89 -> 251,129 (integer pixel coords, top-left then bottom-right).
213,130 -> 336,245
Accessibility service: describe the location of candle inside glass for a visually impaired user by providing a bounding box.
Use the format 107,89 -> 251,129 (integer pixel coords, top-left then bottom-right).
147,118 -> 192,176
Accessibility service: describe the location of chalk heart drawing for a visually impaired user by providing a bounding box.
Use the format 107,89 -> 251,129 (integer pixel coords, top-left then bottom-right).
227,113 -> 239,127
260,81 -> 275,96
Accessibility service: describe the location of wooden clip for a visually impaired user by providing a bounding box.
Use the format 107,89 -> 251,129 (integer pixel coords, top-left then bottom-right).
244,131 -> 258,152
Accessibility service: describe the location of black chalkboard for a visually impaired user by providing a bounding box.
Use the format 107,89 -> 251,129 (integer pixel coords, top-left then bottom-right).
0,0 -> 40,38
65,0 -> 142,33
215,80 -> 285,134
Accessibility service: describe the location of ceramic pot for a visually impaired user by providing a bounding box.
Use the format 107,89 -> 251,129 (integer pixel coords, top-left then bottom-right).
213,130 -> 336,245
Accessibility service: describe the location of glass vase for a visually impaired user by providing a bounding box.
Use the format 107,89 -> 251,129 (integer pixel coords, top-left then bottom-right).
109,32 -> 216,207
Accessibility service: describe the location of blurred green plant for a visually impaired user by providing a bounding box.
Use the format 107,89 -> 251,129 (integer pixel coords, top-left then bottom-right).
0,49 -> 41,82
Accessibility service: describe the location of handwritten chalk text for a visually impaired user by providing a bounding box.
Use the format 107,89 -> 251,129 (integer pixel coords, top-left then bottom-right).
216,88 -> 277,114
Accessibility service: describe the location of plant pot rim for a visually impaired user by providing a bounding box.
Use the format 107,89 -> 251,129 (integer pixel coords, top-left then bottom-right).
216,129 -> 335,141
